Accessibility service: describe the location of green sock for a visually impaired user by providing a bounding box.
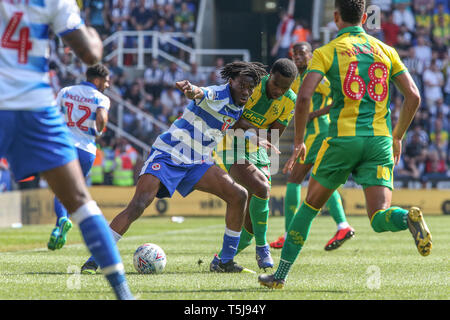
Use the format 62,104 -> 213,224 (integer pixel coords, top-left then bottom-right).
249,195 -> 270,246
370,206 -> 408,233
284,183 -> 301,233
275,201 -> 320,280
218,227 -> 253,258
325,190 -> 347,224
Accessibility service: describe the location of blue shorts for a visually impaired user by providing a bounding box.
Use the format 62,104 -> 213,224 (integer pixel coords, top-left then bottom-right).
77,148 -> 96,178
140,149 -> 213,198
0,107 -> 77,181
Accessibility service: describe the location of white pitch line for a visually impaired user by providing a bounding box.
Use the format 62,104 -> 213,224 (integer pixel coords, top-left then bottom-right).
0,223 -> 225,255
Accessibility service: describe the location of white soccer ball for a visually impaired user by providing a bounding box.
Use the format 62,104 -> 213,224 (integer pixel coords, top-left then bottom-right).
133,243 -> 166,274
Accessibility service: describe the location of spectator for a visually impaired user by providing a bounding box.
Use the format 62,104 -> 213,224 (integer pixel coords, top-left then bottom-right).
414,4 -> 432,34
213,57 -> 225,84
130,0 -> 155,31
85,0 -> 110,36
381,12 -> 400,47
162,62 -> 185,88
392,3 -> 415,32
144,58 -> 164,99
175,2 -> 195,31
290,20 -> 311,48
413,36 -> 432,68
124,82 -> 144,106
432,14 -> 450,45
160,85 -> 182,117
186,62 -> 207,87
110,0 -> 130,32
423,59 -> 445,108
423,149 -> 448,183
271,0 -> 295,60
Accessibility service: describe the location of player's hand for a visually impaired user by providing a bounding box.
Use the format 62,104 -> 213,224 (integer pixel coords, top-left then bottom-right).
175,80 -> 203,100
283,143 -> 306,174
392,137 -> 402,166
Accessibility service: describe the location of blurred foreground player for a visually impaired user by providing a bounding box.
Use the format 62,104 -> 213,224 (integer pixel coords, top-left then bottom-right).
48,64 -> 111,250
259,0 -> 432,289
81,62 -> 268,274
0,0 -> 133,299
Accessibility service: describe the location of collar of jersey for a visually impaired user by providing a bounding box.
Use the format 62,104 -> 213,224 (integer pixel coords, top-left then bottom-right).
81,81 -> 98,90
336,26 -> 365,37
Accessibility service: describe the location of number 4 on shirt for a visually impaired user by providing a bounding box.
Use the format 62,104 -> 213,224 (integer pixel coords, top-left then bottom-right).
1,12 -> 32,64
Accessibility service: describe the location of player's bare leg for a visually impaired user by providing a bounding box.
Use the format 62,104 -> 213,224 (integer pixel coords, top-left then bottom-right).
81,173 -> 161,274
364,186 -> 432,256
194,165 -> 253,273
109,174 -> 161,235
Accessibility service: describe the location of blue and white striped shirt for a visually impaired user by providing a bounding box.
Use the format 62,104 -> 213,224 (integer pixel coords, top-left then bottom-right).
151,84 -> 243,164
0,0 -> 84,110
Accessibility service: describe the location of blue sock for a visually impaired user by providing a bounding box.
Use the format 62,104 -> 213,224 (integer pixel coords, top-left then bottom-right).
73,201 -> 133,300
54,197 -> 68,227
220,228 -> 241,264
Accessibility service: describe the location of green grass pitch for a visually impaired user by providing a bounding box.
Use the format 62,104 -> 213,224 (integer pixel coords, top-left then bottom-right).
0,215 -> 448,300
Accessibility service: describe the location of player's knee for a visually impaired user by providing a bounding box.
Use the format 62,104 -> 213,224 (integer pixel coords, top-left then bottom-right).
252,180 -> 271,199
127,196 -> 153,221
230,184 -> 248,207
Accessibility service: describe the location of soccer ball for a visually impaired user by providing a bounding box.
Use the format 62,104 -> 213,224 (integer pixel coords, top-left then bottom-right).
133,243 -> 166,274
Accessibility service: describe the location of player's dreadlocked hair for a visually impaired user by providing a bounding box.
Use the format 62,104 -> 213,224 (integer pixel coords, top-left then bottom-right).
220,61 -> 268,85
335,0 -> 366,24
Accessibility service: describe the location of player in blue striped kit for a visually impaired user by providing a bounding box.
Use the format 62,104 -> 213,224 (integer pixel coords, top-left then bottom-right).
0,0 -> 133,299
81,61 -> 269,274
48,64 -> 111,251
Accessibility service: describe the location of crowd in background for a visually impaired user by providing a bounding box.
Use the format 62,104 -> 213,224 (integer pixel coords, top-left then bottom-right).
1,0 -> 449,192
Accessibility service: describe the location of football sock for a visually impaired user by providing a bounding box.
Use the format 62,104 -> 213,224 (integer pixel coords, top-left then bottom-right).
325,190 -> 347,225
284,183 -> 301,233
85,227 -> 122,266
275,201 -> 320,280
370,206 -> 408,233
71,201 -> 133,300
220,227 -> 241,264
249,195 -> 270,246
54,197 -> 68,227
218,227 -> 253,258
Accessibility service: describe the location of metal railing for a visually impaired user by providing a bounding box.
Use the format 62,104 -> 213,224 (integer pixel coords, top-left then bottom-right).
102,30 -> 250,72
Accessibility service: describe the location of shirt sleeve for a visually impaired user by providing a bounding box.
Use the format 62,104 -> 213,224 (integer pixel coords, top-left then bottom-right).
97,95 -> 111,111
306,48 -> 329,76
389,47 -> 408,79
276,95 -> 296,126
50,0 -> 84,37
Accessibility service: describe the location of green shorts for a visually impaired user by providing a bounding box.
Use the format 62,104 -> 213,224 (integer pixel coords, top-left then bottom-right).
311,136 -> 394,190
299,131 -> 329,164
212,144 -> 272,183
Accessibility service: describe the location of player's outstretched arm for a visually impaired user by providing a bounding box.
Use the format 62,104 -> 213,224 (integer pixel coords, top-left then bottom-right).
62,26 -> 103,66
391,71 -> 421,165
175,80 -> 204,100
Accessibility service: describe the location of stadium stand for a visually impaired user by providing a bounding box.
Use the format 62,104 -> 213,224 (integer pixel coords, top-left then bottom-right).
0,0 -> 448,190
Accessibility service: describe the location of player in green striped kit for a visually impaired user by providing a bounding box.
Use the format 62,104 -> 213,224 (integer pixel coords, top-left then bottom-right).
270,42 -> 355,251
210,58 -> 298,271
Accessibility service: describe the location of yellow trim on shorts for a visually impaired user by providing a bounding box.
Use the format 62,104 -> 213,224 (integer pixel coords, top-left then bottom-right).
311,137 -> 331,175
